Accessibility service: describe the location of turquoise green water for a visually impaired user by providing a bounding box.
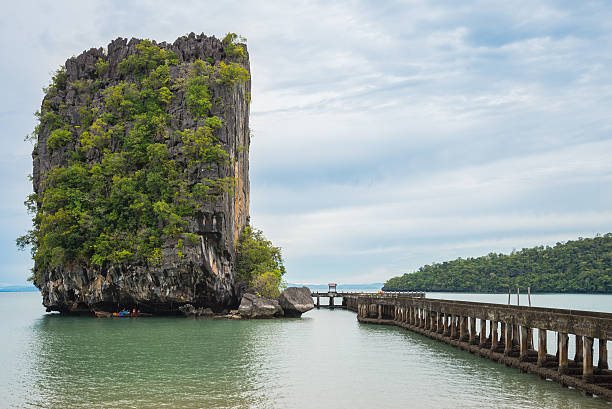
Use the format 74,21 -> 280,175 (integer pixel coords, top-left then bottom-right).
2,292 -> 612,408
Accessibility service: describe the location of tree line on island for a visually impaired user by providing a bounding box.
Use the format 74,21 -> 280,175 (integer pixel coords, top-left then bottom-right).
383,234 -> 612,293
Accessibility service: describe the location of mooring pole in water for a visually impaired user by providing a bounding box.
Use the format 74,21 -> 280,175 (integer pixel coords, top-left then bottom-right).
528,287 -> 531,307
517,287 -> 520,306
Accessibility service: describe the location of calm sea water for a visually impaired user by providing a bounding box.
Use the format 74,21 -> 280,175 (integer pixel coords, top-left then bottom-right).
2,291 -> 612,408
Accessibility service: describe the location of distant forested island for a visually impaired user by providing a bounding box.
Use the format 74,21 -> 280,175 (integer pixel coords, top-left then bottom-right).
383,234 -> 612,293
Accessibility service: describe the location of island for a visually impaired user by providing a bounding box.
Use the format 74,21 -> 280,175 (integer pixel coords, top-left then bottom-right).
17,32 -> 311,317
383,234 -> 612,293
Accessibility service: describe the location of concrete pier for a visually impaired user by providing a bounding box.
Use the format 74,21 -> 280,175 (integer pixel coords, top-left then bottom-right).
347,294 -> 612,401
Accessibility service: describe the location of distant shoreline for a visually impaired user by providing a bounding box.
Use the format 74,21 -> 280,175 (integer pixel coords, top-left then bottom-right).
385,290 -> 612,295
0,287 -> 37,293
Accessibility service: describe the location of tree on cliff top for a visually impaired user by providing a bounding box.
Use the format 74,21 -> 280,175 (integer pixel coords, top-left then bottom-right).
236,226 -> 286,298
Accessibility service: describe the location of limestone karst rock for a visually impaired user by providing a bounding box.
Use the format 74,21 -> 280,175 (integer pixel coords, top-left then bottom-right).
29,33 -> 250,313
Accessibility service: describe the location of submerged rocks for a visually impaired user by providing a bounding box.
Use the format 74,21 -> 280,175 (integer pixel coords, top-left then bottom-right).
278,287 -> 314,317
238,293 -> 283,318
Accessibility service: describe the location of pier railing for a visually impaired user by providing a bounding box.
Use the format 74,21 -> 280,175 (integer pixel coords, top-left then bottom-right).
346,294 -> 612,400
311,291 -> 424,308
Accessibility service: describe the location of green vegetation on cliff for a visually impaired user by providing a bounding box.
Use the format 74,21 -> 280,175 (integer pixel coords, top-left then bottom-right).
383,234 -> 612,293
17,38 -> 250,282
236,226 -> 286,298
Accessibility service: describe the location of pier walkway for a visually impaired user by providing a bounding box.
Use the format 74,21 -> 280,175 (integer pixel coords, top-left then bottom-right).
310,290 -> 424,308
343,293 -> 612,400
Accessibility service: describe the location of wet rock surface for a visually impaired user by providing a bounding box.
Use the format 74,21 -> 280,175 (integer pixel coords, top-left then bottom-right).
278,287 -> 314,317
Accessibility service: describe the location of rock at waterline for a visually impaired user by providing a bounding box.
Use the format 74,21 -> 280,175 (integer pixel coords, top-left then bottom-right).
179,304 -> 214,317
278,287 -> 314,317
238,293 -> 283,318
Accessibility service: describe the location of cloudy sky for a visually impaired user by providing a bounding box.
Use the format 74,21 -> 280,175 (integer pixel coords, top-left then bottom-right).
1,1 -> 612,286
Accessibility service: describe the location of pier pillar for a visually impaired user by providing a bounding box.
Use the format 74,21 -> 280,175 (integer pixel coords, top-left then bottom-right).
330,296 -> 335,309
316,296 -> 320,308
537,329 -> 547,366
500,323 -> 506,347
491,321 -> 499,350
527,328 -> 534,349
469,317 -> 477,344
459,316 -> 467,341
598,339 -> 608,370
558,332 -> 569,374
436,312 -> 441,332
575,335 -> 583,363
451,315 -> 458,339
443,313 -> 449,335
377,304 -> 382,319
520,326 -> 528,360
479,319 -> 487,346
504,322 -> 513,355
429,311 -> 435,331
583,336 -> 594,382
513,323 -> 520,346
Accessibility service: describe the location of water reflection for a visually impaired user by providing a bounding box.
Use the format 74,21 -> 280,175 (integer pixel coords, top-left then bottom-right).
3,293 -> 612,408
28,314 -> 263,408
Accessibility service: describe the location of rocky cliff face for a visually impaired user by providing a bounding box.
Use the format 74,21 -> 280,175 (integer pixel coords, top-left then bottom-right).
30,33 -> 250,313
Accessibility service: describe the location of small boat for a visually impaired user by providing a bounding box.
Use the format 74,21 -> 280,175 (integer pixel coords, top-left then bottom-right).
93,309 -> 152,318
111,310 -> 132,317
